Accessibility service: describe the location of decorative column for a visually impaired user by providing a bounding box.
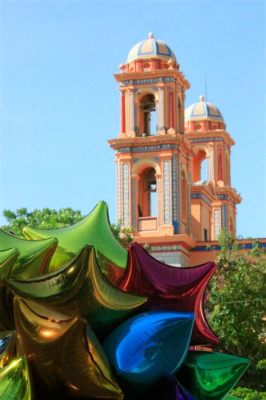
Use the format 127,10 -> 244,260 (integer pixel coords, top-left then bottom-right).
116,161 -> 122,222
208,145 -> 214,181
122,163 -> 130,227
120,91 -> 126,134
221,204 -> 228,230
169,91 -> 174,129
131,175 -> 139,230
156,173 -> 162,228
128,89 -> 135,135
214,209 -> 221,240
171,155 -> 179,233
163,160 -> 171,225
218,148 -> 223,181
157,87 -> 165,132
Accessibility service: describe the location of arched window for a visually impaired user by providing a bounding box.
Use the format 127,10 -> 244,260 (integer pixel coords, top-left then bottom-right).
192,149 -> 208,183
138,167 -> 157,217
139,94 -> 156,136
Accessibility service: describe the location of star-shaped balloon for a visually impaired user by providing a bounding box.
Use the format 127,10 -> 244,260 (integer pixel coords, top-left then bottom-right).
22,201 -> 127,271
0,201 -> 250,399
14,297 -> 123,399
178,351 -> 250,399
0,249 -> 19,330
0,356 -> 32,400
118,243 -> 218,345
103,311 -> 194,391
0,331 -> 16,368
9,246 -> 147,337
0,229 -> 57,279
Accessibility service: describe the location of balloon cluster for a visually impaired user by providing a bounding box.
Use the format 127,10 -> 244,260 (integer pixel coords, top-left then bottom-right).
0,201 -> 249,399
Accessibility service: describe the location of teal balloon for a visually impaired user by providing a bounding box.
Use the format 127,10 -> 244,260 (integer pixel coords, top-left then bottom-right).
103,311 -> 194,389
178,351 -> 250,399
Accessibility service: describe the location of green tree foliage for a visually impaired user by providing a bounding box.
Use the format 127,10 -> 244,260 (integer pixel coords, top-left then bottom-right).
208,231 -> 266,391
2,208 -> 133,248
110,221 -> 133,248
230,386 -> 266,399
2,207 -> 83,237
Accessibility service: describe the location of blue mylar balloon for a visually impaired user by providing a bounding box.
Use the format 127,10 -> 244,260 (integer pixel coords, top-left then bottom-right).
103,311 -> 194,390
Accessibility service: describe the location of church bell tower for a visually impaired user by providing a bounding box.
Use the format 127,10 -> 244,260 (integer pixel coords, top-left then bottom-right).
109,34 -> 241,266
109,34 -> 192,248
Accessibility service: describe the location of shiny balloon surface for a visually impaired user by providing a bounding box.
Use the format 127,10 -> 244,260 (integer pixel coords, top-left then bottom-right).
23,201 -> 127,270
104,311 -> 194,388
0,202 -> 249,400
179,351 -> 250,399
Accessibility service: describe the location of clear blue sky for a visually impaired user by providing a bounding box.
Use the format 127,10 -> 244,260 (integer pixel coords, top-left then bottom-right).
0,0 -> 265,238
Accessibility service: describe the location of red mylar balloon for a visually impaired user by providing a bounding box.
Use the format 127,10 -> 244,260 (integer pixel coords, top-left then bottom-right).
118,243 -> 218,346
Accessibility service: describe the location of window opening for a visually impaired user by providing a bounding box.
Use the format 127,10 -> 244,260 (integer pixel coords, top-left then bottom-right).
140,94 -> 156,136
138,167 -> 157,217
201,158 -> 208,182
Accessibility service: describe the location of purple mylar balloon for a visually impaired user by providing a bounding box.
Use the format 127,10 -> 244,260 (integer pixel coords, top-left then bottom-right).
118,243 -> 218,345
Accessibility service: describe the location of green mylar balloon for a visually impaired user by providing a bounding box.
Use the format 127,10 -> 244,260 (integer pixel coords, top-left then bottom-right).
0,331 -> 16,368
0,356 -> 32,400
0,248 -> 19,269
14,298 -> 124,399
9,246 -> 147,337
22,201 -> 127,271
0,229 -> 57,279
0,249 -> 19,330
178,351 -> 250,399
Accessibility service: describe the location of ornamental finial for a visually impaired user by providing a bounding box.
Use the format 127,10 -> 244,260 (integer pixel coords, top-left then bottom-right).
148,32 -> 154,39
199,95 -> 205,101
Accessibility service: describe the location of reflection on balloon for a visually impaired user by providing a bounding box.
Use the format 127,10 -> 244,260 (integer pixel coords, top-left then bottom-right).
0,229 -> 57,279
14,297 -> 123,399
0,331 -> 16,368
0,356 -> 32,400
9,246 -> 147,337
22,201 -> 127,270
103,311 -> 194,389
119,243 -> 218,345
0,249 -> 20,330
0,202 -> 250,399
178,351 -> 250,399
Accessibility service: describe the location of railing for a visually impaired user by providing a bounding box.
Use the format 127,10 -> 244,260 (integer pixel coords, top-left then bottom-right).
138,216 -> 157,231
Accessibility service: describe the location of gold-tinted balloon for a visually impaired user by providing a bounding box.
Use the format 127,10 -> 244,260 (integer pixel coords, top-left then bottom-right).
0,331 -> 16,368
0,229 -> 57,279
0,249 -> 19,330
0,356 -> 32,400
14,298 -> 123,399
22,201 -> 127,271
9,246 -> 147,337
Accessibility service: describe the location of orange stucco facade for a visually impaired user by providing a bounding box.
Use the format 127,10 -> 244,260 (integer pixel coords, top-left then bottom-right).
109,34 -> 251,266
